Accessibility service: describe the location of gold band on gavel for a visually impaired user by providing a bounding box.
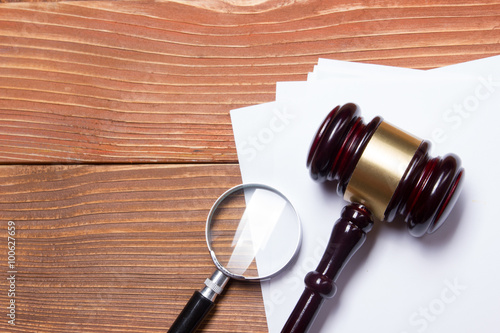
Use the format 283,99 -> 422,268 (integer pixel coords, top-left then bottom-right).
344,121 -> 422,221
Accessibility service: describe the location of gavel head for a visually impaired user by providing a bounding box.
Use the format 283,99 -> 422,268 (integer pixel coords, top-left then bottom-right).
307,103 -> 464,237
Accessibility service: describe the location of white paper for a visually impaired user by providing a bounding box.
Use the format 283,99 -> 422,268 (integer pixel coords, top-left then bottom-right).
230,55 -> 500,333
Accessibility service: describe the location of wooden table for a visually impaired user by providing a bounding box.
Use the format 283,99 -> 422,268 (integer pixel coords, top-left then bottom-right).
0,1 -> 498,332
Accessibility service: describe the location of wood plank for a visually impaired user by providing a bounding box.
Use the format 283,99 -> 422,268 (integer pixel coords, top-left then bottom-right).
0,0 -> 498,163
0,164 -> 273,332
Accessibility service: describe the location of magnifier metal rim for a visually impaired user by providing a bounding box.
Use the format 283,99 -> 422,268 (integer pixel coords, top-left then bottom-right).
205,183 -> 302,281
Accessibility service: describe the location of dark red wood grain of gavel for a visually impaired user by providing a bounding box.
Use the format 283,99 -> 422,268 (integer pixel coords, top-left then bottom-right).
281,103 -> 464,333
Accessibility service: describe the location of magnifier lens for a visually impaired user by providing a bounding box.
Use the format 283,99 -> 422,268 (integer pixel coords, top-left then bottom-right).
169,184 -> 301,333
208,185 -> 300,279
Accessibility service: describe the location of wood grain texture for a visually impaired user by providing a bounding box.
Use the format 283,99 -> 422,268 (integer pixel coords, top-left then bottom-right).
0,164 -> 273,333
0,0 -> 499,163
0,1 -> 499,332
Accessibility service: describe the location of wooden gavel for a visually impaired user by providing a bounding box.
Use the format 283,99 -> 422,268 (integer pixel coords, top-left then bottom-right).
282,103 -> 464,333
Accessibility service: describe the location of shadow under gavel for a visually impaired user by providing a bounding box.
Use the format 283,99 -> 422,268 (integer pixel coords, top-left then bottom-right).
282,103 -> 464,333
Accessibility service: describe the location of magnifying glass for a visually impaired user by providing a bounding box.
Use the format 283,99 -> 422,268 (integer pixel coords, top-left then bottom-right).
168,183 -> 302,333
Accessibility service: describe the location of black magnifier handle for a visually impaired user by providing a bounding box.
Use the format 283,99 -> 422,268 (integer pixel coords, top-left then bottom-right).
169,270 -> 230,333
168,291 -> 214,333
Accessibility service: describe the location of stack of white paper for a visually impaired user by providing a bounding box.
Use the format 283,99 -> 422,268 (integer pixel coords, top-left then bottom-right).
230,56 -> 500,333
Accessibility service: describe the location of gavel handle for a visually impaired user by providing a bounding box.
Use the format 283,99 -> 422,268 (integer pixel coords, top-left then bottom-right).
281,203 -> 374,333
